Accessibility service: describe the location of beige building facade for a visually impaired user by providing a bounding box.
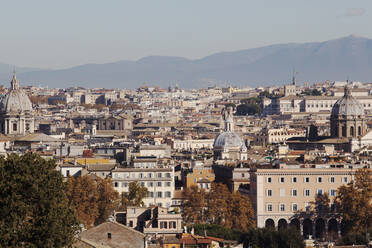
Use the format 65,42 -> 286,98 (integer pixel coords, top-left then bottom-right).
250,165 -> 359,238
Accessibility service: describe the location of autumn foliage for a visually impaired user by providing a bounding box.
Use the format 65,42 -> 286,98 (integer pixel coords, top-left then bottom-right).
335,168 -> 372,235
183,183 -> 255,232
65,176 -> 119,228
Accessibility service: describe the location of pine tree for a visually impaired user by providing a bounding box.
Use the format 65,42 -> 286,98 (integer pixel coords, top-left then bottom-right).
0,153 -> 79,247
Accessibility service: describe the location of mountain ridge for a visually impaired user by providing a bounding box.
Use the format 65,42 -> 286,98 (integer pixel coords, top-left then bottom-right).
1,35 -> 372,88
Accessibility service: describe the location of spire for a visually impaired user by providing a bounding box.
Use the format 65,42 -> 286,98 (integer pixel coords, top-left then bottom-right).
10,70 -> 19,90
292,69 -> 296,86
224,107 -> 234,132
344,80 -> 351,97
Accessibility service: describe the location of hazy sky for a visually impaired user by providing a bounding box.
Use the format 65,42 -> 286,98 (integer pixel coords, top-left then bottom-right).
1,0 -> 372,69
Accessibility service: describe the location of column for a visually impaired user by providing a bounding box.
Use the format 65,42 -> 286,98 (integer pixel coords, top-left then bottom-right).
337,221 -> 341,238
300,221 -> 304,236
4,119 -> 8,134
312,221 -> 316,239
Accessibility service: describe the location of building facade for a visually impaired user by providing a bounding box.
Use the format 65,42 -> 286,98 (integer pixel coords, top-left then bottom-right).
0,73 -> 34,135
112,167 -> 174,208
249,165 -> 358,238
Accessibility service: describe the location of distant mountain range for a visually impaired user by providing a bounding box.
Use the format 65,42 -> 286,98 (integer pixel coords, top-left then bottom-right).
1,35 -> 372,89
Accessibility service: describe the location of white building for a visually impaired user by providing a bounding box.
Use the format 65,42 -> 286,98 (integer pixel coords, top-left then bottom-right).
172,139 -> 214,151
112,167 -> 174,208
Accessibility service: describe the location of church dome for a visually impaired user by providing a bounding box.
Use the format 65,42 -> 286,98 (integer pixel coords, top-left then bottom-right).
0,74 -> 33,114
331,86 -> 364,117
213,131 -> 246,150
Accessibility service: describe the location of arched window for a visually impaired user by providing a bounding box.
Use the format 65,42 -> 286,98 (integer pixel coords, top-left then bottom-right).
342,126 -> 346,137
350,126 -> 354,137
358,126 -> 362,136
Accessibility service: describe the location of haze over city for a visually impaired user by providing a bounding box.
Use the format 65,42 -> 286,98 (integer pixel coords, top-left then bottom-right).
0,1 -> 371,248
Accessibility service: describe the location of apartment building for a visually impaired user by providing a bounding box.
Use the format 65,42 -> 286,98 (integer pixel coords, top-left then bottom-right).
249,164 -> 360,238
112,167 -> 174,208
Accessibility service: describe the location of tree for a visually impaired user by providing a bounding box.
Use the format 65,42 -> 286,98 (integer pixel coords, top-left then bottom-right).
183,186 -> 207,224
225,103 -> 236,109
242,228 -> 304,248
191,224 -> 243,241
236,104 -> 262,116
335,168 -> 372,235
65,176 -> 99,228
0,153 -> 79,247
119,181 -> 149,210
310,192 -> 332,216
95,178 -> 120,225
65,176 -> 119,228
227,192 -> 255,232
183,183 -> 255,232
206,183 -> 230,226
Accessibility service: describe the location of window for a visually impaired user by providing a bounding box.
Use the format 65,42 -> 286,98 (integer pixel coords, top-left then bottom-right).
157,173 -> 162,178
107,233 -> 111,239
131,208 -> 136,214
279,204 -> 285,212
129,221 -> 133,227
148,173 -> 152,178
292,177 -> 297,183
160,221 -> 167,229
317,177 -> 322,183
166,173 -> 171,178
305,203 -> 310,211
292,189 -> 297,197
13,123 -> 17,131
114,182 -> 118,187
343,177 -> 348,183
317,189 -> 323,195
157,192 -> 162,198
304,189 -> 310,196
140,182 -> 145,187
169,221 -> 176,229
267,189 -> 272,196
139,173 -> 143,178
280,177 -> 285,183
267,177 -> 272,183
66,170 -> 70,177
267,204 -> 273,212
330,177 -> 335,183
149,192 -> 154,197
165,182 -> 171,187
242,173 -> 245,178
157,182 -> 162,187
330,189 -> 336,196
280,188 -> 285,197
165,191 -> 171,198
147,182 -> 153,187
304,177 -> 310,183
292,203 -> 298,212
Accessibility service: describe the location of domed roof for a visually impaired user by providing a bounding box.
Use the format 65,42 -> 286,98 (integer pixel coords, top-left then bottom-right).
213,131 -> 246,149
331,86 -> 364,117
0,74 -> 33,114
